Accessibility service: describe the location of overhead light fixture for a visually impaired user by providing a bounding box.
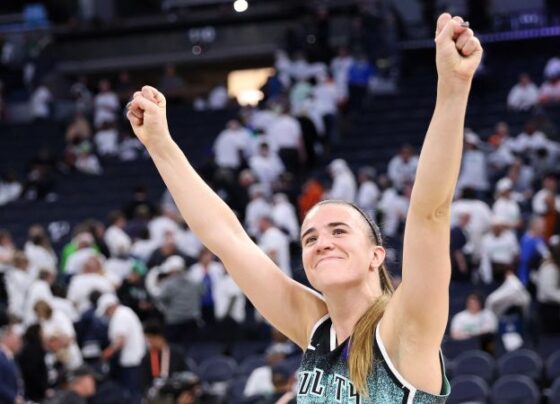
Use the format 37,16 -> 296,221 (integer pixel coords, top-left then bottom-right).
233,0 -> 248,13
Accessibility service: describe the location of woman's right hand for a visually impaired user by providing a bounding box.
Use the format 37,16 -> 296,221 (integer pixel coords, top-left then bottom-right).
127,86 -> 172,149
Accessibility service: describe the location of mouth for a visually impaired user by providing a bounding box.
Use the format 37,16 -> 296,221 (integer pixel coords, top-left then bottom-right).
315,256 -> 342,268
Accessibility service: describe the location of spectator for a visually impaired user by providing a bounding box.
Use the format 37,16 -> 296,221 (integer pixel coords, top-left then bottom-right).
34,299 -> 83,370
478,217 -> 519,284
74,142 -> 102,175
486,269 -> 530,318
187,249 -> 223,328
266,107 -> 306,176
244,345 -> 289,398
44,364 -> 98,404
298,178 -> 325,219
93,79 -> 120,129
213,119 -> 253,173
5,251 -> 33,322
116,261 -> 153,321
104,211 -> 131,258
377,181 -> 411,240
24,224 -> 57,273
94,122 -> 119,156
536,236 -> 560,333
451,187 -> 493,261
330,46 -> 353,104
492,178 -> 522,230
115,70 -> 135,101
70,76 -> 93,114
207,83 -> 228,110
513,120 -> 551,157
387,144 -> 418,191
544,56 -> 560,81
538,75 -> 560,105
123,185 -> 157,220
155,256 -> 202,345
140,321 -> 187,392
244,184 -> 272,238
249,142 -> 285,193
0,323 -> 24,404
507,73 -> 539,111
271,193 -> 300,243
450,292 -> 497,353
457,131 -> 489,197
450,213 -> 471,282
518,216 -> 548,288
16,324 -> 48,402
175,221 -> 203,260
30,82 -> 52,121
146,231 -> 193,269
356,166 -> 380,215
325,159 -> 356,202
346,53 -> 375,112
97,293 -> 145,404
0,172 -> 22,206
257,216 -> 292,278
67,256 -> 115,313
65,112 -> 92,144
23,269 -> 54,325
0,230 -> 16,264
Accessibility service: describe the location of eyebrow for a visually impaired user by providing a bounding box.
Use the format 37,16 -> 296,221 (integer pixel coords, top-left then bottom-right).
300,222 -> 351,241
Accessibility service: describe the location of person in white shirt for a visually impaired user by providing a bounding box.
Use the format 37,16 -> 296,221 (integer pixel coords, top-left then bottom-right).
94,122 -> 119,156
330,46 -> 353,102
257,216 -> 292,278
104,211 -> 131,258
34,299 -> 83,370
544,56 -> 560,80
326,159 -> 356,202
213,120 -> 253,170
243,345 -> 288,398
512,120 -> 551,157
451,187 -> 493,260
265,109 -> 305,175
207,84 -> 228,110
451,293 -> 498,342
532,173 -> 560,215
377,181 -> 411,239
93,79 -> 120,128
356,166 -> 380,215
5,252 -> 33,321
249,142 -> 285,192
387,145 -> 418,191
244,185 -> 272,238
175,222 -> 203,259
486,270 -> 530,317
24,269 -> 55,325
538,77 -> 560,105
457,131 -> 489,195
67,256 -> 115,314
271,193 -> 300,243
24,224 -> 57,274
507,73 -> 539,111
492,178 -> 521,230
536,237 -> 560,333
97,294 -> 145,404
30,84 -> 52,120
148,211 -> 180,247
478,217 -> 520,284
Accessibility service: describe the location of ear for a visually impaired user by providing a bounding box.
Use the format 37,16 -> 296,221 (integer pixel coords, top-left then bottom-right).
369,245 -> 386,270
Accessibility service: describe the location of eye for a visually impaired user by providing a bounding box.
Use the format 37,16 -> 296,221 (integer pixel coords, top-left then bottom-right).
333,228 -> 346,236
304,236 -> 317,245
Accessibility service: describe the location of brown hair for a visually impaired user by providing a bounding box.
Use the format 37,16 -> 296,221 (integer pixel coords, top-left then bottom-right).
312,200 -> 394,395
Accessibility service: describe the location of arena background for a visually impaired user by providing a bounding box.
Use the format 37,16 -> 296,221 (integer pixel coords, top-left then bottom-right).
0,0 -> 559,403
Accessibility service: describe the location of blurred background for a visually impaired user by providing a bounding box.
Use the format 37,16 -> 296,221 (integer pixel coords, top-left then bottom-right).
0,0 -> 559,403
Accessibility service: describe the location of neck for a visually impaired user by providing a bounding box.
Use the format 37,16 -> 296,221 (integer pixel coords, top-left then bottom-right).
323,280 -> 381,345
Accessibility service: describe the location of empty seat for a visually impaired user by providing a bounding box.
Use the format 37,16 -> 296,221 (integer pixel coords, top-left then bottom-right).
546,350 -> 560,382
452,349 -> 496,383
497,349 -> 543,380
198,355 -> 238,383
238,354 -> 266,376
491,375 -> 541,404
448,375 -> 489,404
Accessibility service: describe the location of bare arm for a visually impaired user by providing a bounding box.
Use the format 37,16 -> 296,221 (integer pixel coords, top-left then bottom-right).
384,14 -> 483,349
127,89 -> 326,349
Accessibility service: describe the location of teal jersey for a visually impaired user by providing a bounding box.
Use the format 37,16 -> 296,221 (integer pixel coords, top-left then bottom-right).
296,315 -> 450,403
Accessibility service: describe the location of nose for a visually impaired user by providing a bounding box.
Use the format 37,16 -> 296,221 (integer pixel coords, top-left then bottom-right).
314,234 -> 334,253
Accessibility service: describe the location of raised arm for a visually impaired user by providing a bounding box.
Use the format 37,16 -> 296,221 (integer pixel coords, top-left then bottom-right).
126,89 -> 326,349
384,14 -> 482,347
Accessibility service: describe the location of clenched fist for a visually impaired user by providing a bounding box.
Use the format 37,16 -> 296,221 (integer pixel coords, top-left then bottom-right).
434,13 -> 483,85
127,86 -> 172,149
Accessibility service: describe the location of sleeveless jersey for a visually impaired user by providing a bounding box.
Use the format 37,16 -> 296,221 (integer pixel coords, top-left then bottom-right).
296,315 -> 450,403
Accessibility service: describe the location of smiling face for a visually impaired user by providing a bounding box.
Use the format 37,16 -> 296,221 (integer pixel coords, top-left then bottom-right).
301,203 -> 385,294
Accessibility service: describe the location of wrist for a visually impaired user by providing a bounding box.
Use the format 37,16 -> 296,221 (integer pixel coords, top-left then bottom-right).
437,78 -> 472,99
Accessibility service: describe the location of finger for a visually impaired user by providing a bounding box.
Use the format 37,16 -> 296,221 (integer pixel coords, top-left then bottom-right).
461,37 -> 481,57
130,96 -> 159,113
436,18 -> 458,43
127,110 -> 142,127
141,85 -> 167,108
128,107 -> 143,120
455,28 -> 474,50
435,13 -> 452,37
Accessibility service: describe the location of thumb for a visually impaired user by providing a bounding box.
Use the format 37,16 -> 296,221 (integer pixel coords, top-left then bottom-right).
130,95 -> 160,114
435,13 -> 452,37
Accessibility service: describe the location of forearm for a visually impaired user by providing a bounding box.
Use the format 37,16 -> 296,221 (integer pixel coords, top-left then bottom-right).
410,82 -> 471,217
147,138 -> 247,255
